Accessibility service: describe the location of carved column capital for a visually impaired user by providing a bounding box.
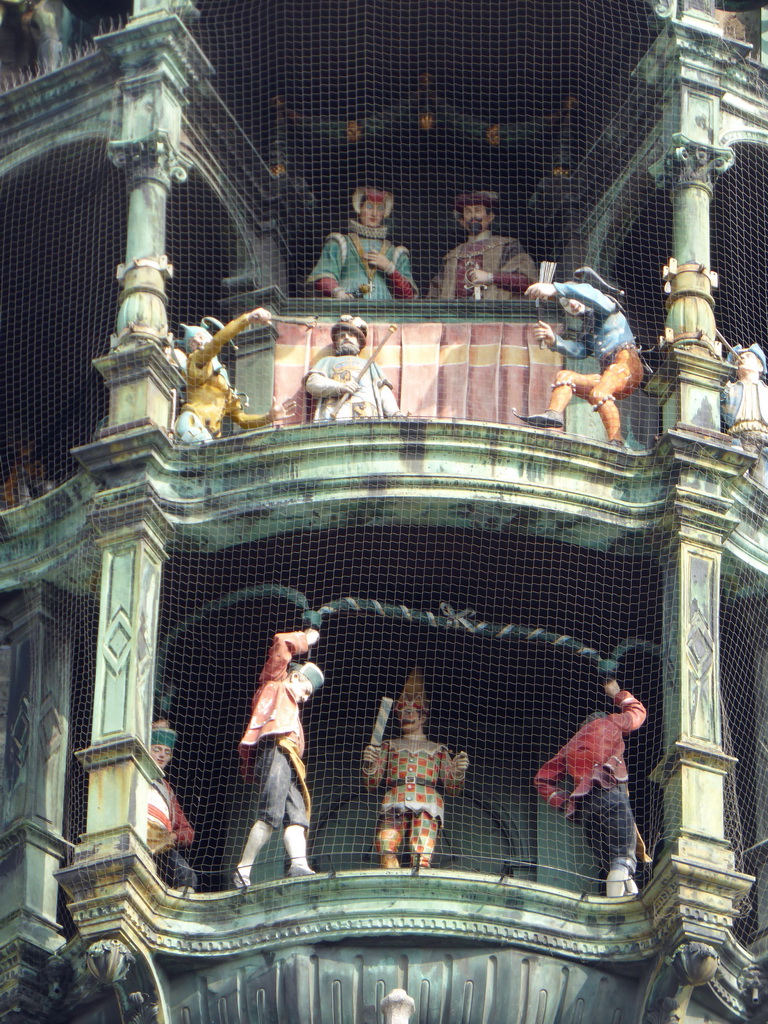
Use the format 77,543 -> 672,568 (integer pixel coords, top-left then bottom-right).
108,130 -> 189,190
650,134 -> 734,191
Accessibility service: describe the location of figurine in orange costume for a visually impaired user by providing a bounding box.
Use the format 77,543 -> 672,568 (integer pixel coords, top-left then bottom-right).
233,629 -> 323,886
362,669 -> 469,869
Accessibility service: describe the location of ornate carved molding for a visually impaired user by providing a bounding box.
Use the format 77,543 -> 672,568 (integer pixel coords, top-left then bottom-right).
645,996 -> 681,1024
85,940 -> 135,985
108,131 -> 189,189
649,134 -> 735,189
740,965 -> 768,1016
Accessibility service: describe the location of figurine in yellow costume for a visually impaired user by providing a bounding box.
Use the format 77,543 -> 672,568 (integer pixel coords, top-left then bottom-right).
174,307 -> 295,444
362,669 -> 468,869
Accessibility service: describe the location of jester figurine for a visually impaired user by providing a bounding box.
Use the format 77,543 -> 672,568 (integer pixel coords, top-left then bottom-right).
362,669 -> 469,869
518,268 -> 643,445
174,307 -> 295,444
307,187 -> 417,301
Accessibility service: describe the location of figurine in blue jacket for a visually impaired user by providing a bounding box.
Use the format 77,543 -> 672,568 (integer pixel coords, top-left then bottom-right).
519,268 -> 643,445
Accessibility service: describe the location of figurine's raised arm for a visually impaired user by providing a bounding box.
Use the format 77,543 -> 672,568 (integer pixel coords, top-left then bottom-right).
174,308 -> 295,444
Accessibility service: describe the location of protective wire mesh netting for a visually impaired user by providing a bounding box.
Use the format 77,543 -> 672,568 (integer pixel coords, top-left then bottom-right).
0,139 -> 122,496
0,0 -> 765,941
151,496 -> 665,895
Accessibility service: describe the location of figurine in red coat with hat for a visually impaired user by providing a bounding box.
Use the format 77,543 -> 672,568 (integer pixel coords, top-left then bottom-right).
534,677 -> 649,897
427,191 -> 536,300
233,628 -> 324,887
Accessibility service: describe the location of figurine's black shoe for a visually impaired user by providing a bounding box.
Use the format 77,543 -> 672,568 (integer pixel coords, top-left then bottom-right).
514,410 -> 564,429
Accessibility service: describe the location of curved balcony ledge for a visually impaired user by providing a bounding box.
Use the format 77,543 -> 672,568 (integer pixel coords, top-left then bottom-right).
148,420 -> 670,550
0,474 -> 96,592
9,419 -> 764,579
70,868 -> 658,965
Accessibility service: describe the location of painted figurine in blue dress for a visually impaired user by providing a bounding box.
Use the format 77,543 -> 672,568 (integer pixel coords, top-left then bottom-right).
307,188 -> 417,301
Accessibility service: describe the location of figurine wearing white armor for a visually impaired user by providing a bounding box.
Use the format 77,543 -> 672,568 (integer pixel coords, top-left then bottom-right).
304,316 -> 403,421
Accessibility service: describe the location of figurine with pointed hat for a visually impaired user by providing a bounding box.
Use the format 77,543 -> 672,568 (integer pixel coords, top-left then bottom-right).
307,186 -> 417,301
362,668 -> 469,869
722,342 -> 768,452
174,307 -> 295,444
234,628 -> 324,886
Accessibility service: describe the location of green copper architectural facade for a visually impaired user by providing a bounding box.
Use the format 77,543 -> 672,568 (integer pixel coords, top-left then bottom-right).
3,0 -> 768,1022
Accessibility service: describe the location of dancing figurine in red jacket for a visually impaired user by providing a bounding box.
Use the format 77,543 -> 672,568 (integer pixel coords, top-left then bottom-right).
534,678 -> 648,897
233,629 -> 323,887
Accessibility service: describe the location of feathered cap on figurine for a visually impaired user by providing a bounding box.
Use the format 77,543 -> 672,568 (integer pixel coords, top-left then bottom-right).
151,719 -> 177,750
729,343 -> 768,376
395,667 -> 429,716
568,267 -> 626,311
453,190 -> 499,213
331,314 -> 368,347
288,661 -> 325,691
178,316 -> 225,351
351,187 -> 393,219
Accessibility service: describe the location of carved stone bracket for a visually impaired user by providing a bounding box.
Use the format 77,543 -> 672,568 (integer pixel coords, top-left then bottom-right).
108,131 -> 189,190
740,965 -> 768,1016
672,942 -> 720,986
643,942 -> 719,1024
649,134 -> 734,190
85,940 -> 135,986
85,939 -> 162,1024
649,0 -> 677,21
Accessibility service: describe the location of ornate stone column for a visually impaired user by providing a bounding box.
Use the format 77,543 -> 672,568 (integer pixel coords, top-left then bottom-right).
0,585 -> 71,952
57,494 -> 170,915
746,643 -> 768,956
648,434 -> 752,949
0,586 -> 75,1022
649,137 -> 734,434
92,13 -> 210,439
